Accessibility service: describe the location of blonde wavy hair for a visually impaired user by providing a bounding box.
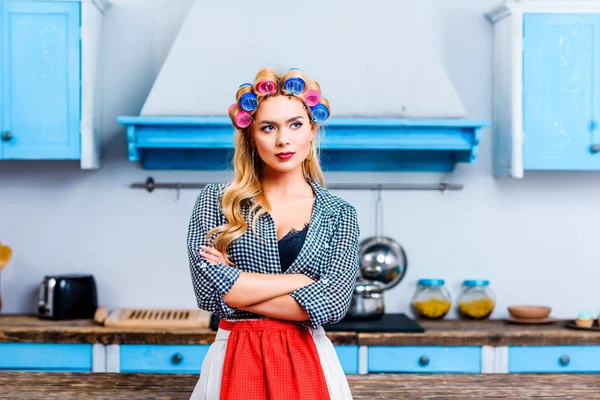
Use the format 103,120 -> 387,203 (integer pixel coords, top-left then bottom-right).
207,67 -> 330,264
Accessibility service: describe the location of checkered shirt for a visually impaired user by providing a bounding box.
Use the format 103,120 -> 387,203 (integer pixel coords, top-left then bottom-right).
187,180 -> 360,329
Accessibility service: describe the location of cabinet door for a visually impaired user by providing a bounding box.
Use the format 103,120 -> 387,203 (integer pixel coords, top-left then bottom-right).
120,344 -> 210,374
0,343 -> 92,372
368,346 -> 481,373
523,13 -> 600,170
334,345 -> 358,374
509,346 -> 600,373
1,1 -> 80,160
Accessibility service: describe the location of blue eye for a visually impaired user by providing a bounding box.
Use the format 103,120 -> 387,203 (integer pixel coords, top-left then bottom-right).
291,122 -> 303,129
261,125 -> 275,132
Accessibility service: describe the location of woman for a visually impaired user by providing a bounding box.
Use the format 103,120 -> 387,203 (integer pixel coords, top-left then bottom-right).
187,67 -> 359,400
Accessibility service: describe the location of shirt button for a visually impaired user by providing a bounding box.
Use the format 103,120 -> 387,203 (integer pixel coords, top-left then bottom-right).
324,243 -> 329,248
322,279 -> 329,285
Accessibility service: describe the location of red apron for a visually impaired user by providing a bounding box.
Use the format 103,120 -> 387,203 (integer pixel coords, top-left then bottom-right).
219,319 -> 331,400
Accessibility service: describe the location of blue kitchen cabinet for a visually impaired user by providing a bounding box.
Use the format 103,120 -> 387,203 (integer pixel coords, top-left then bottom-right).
1,1 -> 81,160
488,5 -> 600,177
120,344 -> 210,374
335,345 -> 359,374
368,346 -> 481,373
523,14 -> 600,171
0,0 -> 109,168
118,344 -> 358,374
0,343 -> 93,372
509,346 -> 600,373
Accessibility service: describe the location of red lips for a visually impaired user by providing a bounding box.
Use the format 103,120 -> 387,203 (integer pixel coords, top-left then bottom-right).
276,152 -> 295,160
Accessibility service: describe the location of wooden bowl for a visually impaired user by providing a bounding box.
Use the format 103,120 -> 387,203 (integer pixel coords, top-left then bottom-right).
508,305 -> 551,320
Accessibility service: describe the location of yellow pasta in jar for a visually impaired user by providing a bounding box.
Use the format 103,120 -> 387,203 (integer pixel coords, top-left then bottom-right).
414,298 -> 451,318
458,297 -> 495,319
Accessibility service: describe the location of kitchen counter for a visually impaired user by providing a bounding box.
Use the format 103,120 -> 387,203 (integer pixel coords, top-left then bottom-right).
1,315 -> 599,346
0,315 -> 356,345
363,319 -> 600,346
2,372 -> 600,399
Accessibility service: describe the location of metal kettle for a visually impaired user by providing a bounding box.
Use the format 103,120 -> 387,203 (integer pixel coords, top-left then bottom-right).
345,278 -> 385,320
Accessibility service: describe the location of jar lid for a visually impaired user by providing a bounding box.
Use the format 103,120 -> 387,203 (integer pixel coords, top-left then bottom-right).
417,278 -> 445,286
463,279 -> 489,287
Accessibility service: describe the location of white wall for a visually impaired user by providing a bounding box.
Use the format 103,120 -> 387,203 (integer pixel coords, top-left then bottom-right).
2,0 -> 600,321
140,0 -> 467,118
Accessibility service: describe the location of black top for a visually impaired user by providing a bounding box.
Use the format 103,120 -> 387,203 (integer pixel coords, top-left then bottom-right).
278,223 -> 309,273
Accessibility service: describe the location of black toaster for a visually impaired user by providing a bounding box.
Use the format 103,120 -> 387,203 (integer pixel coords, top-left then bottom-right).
38,274 -> 98,320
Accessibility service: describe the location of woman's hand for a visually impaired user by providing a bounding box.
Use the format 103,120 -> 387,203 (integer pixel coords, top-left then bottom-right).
199,245 -> 228,266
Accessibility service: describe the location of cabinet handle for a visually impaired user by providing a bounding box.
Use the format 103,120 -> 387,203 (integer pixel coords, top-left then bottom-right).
591,144 -> 600,154
1,131 -> 12,142
559,355 -> 570,366
418,355 -> 430,367
171,353 -> 183,365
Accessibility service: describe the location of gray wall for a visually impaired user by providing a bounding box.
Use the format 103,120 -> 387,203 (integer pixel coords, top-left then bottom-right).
1,0 -> 599,320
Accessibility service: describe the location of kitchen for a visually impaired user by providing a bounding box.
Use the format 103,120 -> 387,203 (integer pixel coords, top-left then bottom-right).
2,0 -> 600,398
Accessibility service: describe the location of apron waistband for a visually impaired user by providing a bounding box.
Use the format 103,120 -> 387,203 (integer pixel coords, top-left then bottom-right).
219,319 -> 308,332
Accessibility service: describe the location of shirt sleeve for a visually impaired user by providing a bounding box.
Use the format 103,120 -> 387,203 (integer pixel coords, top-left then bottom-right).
289,205 -> 360,329
187,184 -> 241,317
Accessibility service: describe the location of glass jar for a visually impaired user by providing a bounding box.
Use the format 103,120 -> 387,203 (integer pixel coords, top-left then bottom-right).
457,280 -> 495,319
412,279 -> 452,319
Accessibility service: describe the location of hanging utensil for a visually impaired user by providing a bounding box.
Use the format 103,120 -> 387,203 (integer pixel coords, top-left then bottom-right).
358,186 -> 408,290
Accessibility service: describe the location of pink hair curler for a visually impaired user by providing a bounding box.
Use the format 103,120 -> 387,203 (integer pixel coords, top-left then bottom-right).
304,89 -> 321,107
235,110 -> 252,128
256,80 -> 276,95
228,103 -> 237,114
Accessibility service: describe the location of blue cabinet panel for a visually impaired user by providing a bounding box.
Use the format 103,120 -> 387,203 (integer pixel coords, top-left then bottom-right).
368,346 -> 481,373
523,13 -> 600,170
1,1 -> 80,160
509,346 -> 600,373
334,345 -> 358,374
0,343 -> 92,372
120,344 -> 210,374
120,344 -> 357,374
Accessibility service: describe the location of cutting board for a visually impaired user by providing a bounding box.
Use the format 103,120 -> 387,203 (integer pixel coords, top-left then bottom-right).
94,306 -> 211,328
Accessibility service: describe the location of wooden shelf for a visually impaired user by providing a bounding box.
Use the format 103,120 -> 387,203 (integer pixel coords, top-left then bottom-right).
117,116 -> 490,172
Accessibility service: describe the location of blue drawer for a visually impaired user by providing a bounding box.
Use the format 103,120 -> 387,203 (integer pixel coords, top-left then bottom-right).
121,344 -> 357,374
0,343 -> 92,372
120,344 -> 210,373
334,345 -> 358,374
509,346 -> 600,373
368,346 -> 481,373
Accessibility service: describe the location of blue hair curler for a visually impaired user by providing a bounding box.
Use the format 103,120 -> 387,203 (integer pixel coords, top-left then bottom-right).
310,104 -> 329,122
239,82 -> 253,88
285,77 -> 305,95
240,92 -> 258,111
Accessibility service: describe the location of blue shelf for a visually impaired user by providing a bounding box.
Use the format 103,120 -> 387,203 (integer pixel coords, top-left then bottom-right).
117,116 -> 490,171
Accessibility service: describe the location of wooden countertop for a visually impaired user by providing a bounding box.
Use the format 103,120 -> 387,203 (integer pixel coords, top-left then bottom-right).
0,315 -> 356,345
3,372 -> 600,399
2,315 -> 599,346
361,319 -> 600,346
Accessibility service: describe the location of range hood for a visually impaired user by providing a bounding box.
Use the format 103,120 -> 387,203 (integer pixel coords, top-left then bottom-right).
118,0 -> 489,172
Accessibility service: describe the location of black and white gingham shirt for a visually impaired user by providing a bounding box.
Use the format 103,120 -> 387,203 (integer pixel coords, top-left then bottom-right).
187,180 -> 360,329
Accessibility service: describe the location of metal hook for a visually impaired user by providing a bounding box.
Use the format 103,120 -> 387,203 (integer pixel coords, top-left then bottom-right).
375,184 -> 384,237
441,180 -> 450,195
175,183 -> 181,201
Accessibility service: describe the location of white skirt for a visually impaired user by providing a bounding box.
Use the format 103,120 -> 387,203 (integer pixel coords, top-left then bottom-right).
190,325 -> 353,400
